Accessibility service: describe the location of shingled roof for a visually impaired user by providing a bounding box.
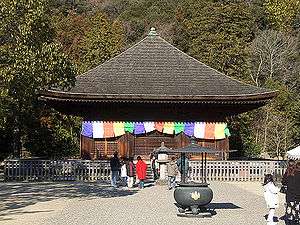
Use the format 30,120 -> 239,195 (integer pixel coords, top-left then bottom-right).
40,28 -> 276,104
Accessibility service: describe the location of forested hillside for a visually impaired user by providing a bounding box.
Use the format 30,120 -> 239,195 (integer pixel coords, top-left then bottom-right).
1,0 -> 299,159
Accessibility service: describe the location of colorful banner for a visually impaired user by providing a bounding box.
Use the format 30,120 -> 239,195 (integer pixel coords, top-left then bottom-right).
204,123 -> 215,139
194,122 -> 205,138
113,122 -> 125,137
81,121 -> 93,138
124,122 -> 134,133
184,122 -> 194,136
103,122 -> 114,138
134,122 -> 145,134
163,122 -> 174,135
174,122 -> 184,134
154,122 -> 164,132
81,121 -> 231,140
215,123 -> 226,139
92,121 -> 104,138
144,122 -> 155,133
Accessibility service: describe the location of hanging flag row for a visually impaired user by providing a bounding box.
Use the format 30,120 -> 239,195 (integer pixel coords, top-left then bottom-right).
81,121 -> 230,140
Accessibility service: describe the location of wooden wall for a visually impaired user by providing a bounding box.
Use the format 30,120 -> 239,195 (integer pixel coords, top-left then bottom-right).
80,131 -> 229,160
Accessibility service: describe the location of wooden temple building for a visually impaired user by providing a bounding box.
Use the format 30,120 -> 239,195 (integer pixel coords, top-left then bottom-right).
40,28 -> 276,160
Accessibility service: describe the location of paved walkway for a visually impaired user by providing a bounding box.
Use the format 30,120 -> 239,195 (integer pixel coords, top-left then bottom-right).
0,181 -> 286,225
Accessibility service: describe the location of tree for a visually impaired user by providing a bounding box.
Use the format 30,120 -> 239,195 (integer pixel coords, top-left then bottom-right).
264,81 -> 299,159
25,112 -> 81,159
49,0 -> 91,15
0,0 -> 77,159
248,30 -> 300,158
52,10 -> 125,73
79,12 -> 125,72
264,0 -> 300,30
251,0 -> 271,31
99,0 -> 182,44
52,11 -> 91,67
250,30 -> 299,88
174,0 -> 255,81
229,114 -> 262,158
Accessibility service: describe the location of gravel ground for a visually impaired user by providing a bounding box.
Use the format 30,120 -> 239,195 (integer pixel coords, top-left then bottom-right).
0,181 -> 286,225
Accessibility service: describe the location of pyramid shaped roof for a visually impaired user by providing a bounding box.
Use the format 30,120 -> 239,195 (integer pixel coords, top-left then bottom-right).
40,28 -> 276,106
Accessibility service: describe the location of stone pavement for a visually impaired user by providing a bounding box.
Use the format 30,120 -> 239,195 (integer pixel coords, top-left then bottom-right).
0,181 -> 286,225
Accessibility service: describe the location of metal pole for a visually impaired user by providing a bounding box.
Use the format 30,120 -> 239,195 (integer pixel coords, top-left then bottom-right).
201,152 -> 204,183
13,127 -> 20,159
205,152 -> 207,183
181,153 -> 186,183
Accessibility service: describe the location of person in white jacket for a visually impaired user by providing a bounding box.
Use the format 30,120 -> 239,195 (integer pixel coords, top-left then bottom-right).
263,174 -> 280,225
120,159 -> 128,186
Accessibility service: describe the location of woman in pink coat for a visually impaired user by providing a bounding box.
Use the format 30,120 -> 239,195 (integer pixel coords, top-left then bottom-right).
136,156 -> 147,189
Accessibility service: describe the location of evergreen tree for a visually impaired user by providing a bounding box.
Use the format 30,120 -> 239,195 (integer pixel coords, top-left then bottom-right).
0,0 -> 78,159
80,12 -> 125,72
174,0 -> 255,81
52,11 -> 125,73
264,0 -> 300,31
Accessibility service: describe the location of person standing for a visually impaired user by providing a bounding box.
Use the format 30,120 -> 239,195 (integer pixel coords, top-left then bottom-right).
150,154 -> 159,180
120,158 -> 128,186
294,162 -> 300,225
282,160 -> 300,225
263,174 -> 279,225
167,156 -> 178,190
136,156 -> 147,189
282,160 -> 296,213
126,157 -> 135,188
110,152 -> 121,188
176,154 -> 189,181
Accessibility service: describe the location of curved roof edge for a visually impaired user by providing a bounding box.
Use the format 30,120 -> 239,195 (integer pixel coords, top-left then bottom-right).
39,89 -> 278,104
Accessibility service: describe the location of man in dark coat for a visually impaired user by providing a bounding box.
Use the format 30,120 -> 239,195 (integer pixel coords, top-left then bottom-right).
176,155 -> 189,181
110,152 -> 121,187
282,160 -> 300,224
282,160 -> 297,203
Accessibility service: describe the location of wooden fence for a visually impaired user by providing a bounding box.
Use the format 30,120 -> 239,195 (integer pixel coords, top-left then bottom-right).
190,160 -> 285,182
3,160 -> 111,182
3,160 -> 286,182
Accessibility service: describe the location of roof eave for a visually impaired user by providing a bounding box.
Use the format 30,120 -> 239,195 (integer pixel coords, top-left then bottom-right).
39,90 -> 278,104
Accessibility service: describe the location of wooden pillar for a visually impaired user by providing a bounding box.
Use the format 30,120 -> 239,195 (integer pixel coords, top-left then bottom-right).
80,134 -> 82,158
104,138 -> 108,157
117,134 -> 127,158
125,133 -> 129,158
133,134 -> 136,157
180,133 -> 183,147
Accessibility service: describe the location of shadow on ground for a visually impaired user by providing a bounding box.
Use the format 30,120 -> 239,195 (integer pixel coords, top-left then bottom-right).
208,202 -> 241,209
173,202 -> 241,217
0,181 -> 139,220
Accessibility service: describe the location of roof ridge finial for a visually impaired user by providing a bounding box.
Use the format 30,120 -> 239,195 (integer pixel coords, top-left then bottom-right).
148,27 -> 158,37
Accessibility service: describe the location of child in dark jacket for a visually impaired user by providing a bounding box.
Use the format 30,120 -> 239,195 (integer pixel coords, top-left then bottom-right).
126,157 -> 135,188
